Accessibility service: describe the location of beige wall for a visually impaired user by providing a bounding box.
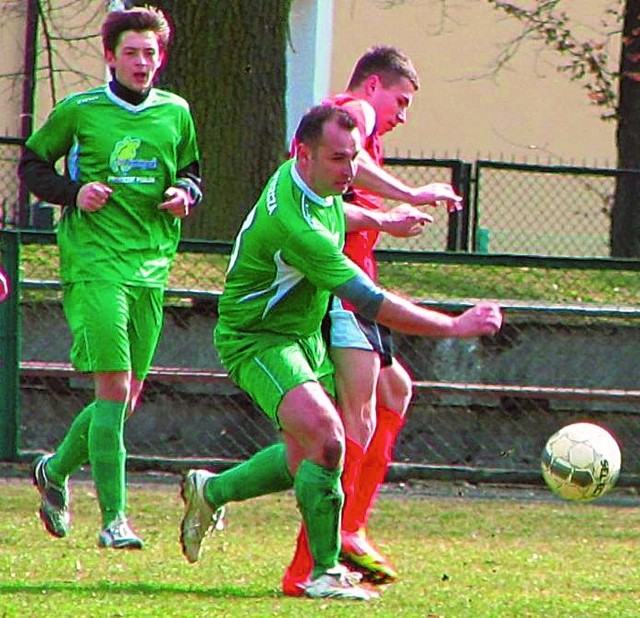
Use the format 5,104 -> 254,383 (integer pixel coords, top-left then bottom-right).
331,0 -> 617,165
0,7 -> 31,136
2,1 -> 618,166
0,2 -> 104,137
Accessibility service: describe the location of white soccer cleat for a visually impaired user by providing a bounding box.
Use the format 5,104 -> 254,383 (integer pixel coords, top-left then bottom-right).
32,454 -> 71,539
304,564 -> 378,601
98,516 -> 143,550
180,469 -> 225,563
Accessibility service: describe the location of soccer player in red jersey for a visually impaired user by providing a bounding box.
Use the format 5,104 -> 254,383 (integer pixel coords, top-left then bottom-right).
0,266 -> 9,303
283,45 -> 463,594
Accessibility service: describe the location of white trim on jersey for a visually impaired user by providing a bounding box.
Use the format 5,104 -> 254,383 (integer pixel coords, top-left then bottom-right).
291,162 -> 333,207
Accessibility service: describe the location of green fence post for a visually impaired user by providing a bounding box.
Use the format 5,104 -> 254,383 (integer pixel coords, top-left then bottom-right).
476,227 -> 491,254
0,230 -> 21,460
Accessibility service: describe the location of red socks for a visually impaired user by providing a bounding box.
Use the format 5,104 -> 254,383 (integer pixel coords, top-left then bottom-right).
281,524 -> 312,596
282,437 -> 365,595
340,437 -> 365,534
281,407 -> 405,596
347,406 -> 405,532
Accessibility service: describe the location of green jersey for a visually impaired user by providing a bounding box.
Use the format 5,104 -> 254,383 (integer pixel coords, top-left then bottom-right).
26,84 -> 200,287
216,158 -> 361,341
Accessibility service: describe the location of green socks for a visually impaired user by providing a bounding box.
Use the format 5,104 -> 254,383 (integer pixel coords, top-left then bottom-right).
294,459 -> 344,578
46,402 -> 94,485
88,399 -> 128,526
204,444 -> 343,577
204,442 -> 293,507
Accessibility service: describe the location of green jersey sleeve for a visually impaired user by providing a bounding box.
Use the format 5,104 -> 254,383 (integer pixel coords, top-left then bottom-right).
217,159 -> 361,337
26,95 -> 78,163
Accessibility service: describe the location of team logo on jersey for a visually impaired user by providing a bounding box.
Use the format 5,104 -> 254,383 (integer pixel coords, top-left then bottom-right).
109,137 -> 158,176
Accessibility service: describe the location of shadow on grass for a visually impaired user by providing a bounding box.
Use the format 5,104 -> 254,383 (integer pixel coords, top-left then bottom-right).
0,580 -> 280,599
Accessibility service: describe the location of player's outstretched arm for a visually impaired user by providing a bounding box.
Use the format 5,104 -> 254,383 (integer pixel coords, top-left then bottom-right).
334,273 -> 502,339
375,291 -> 503,339
353,150 -> 462,212
345,202 -> 433,237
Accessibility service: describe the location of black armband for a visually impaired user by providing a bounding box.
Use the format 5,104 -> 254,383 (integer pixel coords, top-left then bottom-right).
176,161 -> 203,207
333,272 -> 385,320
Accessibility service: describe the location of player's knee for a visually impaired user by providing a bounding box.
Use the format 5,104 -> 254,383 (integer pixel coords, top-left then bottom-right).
95,371 -> 132,402
380,365 -> 413,414
322,435 -> 345,470
318,419 -> 345,469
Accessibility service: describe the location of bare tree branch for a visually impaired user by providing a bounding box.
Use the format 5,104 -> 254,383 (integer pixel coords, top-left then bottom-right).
36,0 -> 58,106
487,1 -> 622,119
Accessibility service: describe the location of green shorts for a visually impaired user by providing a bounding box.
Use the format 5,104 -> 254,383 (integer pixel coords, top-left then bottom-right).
214,328 -> 335,426
62,281 -> 164,379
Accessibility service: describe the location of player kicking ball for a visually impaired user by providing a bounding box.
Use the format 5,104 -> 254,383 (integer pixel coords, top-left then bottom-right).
179,104 -> 502,601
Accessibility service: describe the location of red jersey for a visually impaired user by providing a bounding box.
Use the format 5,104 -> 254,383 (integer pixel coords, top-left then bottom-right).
323,93 -> 384,282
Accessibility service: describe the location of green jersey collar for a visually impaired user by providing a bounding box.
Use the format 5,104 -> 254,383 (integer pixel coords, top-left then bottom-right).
104,83 -> 159,114
291,161 -> 334,208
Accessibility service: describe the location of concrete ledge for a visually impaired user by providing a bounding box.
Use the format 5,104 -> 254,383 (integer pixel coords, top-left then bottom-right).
20,361 -> 640,405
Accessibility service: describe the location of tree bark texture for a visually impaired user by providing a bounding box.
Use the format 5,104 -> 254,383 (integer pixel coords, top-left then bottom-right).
612,0 -> 640,257
146,0 -> 292,240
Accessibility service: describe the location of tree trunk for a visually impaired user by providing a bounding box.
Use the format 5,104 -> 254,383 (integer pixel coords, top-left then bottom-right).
146,0 -> 292,240
612,0 -> 640,257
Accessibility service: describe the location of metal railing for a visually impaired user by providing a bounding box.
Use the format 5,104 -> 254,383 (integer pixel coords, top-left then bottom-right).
2,229 -> 640,487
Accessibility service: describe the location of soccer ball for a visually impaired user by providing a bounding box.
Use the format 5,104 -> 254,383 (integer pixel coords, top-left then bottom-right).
540,422 -> 621,501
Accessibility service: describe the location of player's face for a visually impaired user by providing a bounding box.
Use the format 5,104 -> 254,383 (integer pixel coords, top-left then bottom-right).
369,75 -> 416,135
106,30 -> 164,93
301,122 -> 360,197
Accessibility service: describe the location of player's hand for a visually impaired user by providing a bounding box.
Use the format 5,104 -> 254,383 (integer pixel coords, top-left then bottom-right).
76,182 -> 112,211
451,302 -> 503,338
0,266 -> 9,303
158,186 -> 191,218
407,182 -> 463,213
381,203 -> 434,237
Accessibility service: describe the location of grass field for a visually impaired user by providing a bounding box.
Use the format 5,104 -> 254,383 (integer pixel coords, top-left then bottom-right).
19,243 -> 640,307
1,473 -> 639,618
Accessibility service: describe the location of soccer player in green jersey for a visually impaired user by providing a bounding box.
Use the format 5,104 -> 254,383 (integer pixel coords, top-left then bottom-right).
179,104 -> 503,601
18,7 -> 203,549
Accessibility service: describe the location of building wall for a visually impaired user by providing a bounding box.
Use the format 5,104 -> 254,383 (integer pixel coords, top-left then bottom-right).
0,2 -> 104,137
330,0 -> 617,165
1,1 -> 618,166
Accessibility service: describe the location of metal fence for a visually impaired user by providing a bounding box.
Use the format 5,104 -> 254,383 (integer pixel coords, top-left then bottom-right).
0,139 -> 24,228
2,136 -> 640,487
2,229 -> 640,488
2,137 -> 635,258
472,161 -> 617,258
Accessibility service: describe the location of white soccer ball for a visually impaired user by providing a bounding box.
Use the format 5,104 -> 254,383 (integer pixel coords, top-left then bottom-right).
541,422 -> 621,501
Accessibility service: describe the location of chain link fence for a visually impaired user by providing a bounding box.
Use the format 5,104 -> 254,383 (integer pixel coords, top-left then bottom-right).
3,233 -> 639,487
0,138 -> 632,258
0,139 -> 23,228
2,136 -> 640,486
473,161 -> 615,258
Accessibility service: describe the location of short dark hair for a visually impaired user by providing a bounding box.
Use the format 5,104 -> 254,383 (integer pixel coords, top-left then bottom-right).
347,45 -> 419,91
101,6 -> 171,55
294,105 -> 357,149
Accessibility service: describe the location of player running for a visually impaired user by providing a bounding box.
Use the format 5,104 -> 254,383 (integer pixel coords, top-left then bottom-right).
18,6 -> 202,549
